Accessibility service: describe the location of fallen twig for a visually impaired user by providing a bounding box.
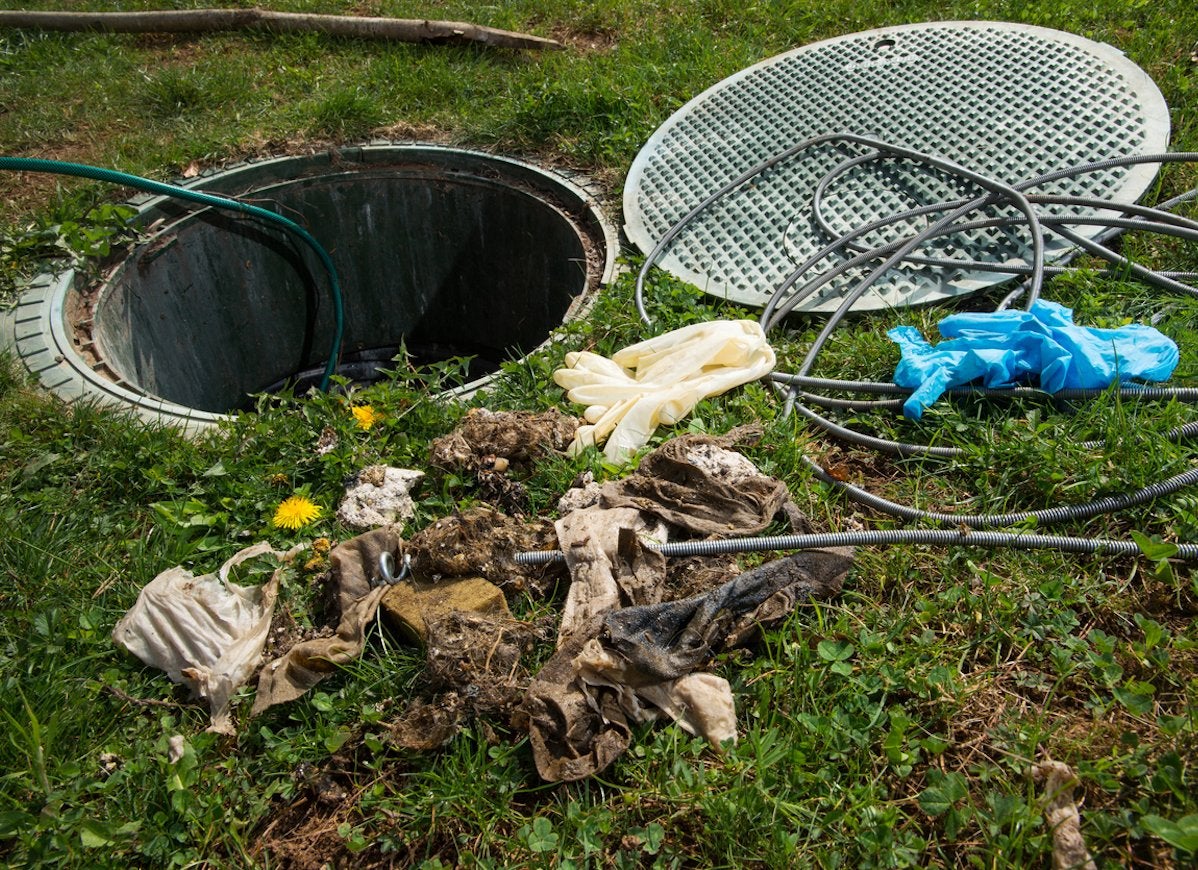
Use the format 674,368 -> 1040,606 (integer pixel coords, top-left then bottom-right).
0,8 -> 563,51
107,684 -> 185,709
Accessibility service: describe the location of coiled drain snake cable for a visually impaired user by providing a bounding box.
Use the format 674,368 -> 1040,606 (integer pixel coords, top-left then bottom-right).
565,134 -> 1198,564
0,156 -> 345,392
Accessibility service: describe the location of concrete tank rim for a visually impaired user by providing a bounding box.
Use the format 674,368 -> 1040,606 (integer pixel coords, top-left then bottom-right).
1,143 -> 619,433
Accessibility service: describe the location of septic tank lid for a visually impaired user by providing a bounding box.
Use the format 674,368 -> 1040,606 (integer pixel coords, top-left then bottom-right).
623,21 -> 1171,312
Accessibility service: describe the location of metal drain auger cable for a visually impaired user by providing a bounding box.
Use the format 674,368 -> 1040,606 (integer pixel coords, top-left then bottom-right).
621,136 -> 1197,549
513,529 -> 1198,565
0,156 -> 345,392
633,132 -> 1052,325
758,151 -> 1198,332
755,149 -> 1198,527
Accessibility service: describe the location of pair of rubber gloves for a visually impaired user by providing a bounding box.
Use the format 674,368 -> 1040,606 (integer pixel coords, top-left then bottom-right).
554,320 -> 775,462
889,299 -> 1179,419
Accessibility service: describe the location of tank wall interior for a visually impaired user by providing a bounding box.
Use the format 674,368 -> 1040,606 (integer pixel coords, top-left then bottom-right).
93,156 -> 599,413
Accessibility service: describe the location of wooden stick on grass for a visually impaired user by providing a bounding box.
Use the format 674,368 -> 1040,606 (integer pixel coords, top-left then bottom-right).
0,8 -> 563,51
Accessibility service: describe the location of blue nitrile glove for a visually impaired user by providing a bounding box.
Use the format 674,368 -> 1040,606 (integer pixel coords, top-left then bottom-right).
889,300 -> 1178,419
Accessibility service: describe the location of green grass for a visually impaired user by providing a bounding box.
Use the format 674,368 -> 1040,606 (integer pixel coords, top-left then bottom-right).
2,0 -> 1198,867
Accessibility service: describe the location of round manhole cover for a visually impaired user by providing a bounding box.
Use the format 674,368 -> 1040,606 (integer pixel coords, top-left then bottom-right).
3,145 -> 617,430
623,21 -> 1170,312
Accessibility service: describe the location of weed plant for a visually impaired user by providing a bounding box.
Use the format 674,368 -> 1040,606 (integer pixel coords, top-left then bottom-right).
1,0 -> 1197,867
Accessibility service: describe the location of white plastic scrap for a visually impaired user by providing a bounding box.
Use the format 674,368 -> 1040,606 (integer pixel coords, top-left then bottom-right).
553,320 -> 776,462
111,542 -> 290,735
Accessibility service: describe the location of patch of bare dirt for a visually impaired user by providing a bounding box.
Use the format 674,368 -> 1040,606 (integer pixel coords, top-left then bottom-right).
0,139 -> 103,216
253,767 -> 400,870
129,32 -> 208,61
255,793 -> 362,870
551,26 -> 618,54
375,120 -> 452,143
349,0 -> 386,16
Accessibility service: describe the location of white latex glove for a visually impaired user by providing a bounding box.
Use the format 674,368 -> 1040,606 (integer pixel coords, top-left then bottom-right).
553,320 -> 775,462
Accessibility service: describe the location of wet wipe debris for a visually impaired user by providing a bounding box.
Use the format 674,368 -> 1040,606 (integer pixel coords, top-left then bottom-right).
1034,758 -> 1098,870
430,407 -> 580,512
595,424 -> 789,536
114,426 -> 854,785
336,465 -> 423,530
520,543 -> 852,781
253,528 -> 399,716
518,428 -> 852,780
112,541 -> 297,735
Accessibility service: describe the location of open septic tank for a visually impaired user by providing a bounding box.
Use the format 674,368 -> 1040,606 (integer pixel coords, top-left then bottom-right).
2,22 -> 1170,431
1,145 -> 617,429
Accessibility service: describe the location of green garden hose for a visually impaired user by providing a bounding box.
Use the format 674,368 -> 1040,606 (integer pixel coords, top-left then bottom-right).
0,156 -> 345,391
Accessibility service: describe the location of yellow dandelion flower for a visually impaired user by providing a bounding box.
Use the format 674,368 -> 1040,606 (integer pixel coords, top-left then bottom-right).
351,405 -> 384,430
273,495 -> 321,530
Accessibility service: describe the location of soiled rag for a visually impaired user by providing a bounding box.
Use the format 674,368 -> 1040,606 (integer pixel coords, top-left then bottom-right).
889,299 -> 1178,419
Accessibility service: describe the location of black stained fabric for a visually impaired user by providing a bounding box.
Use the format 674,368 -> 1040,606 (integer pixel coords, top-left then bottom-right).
520,431 -> 853,782
602,548 -> 855,682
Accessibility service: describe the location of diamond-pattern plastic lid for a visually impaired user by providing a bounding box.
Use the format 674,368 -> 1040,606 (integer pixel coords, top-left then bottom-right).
623,21 -> 1170,312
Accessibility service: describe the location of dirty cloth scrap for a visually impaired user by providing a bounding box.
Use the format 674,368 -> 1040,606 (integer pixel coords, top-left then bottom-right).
520,431 -> 853,781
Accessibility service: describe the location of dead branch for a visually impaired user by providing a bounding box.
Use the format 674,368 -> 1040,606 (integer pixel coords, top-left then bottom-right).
0,8 -> 563,51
